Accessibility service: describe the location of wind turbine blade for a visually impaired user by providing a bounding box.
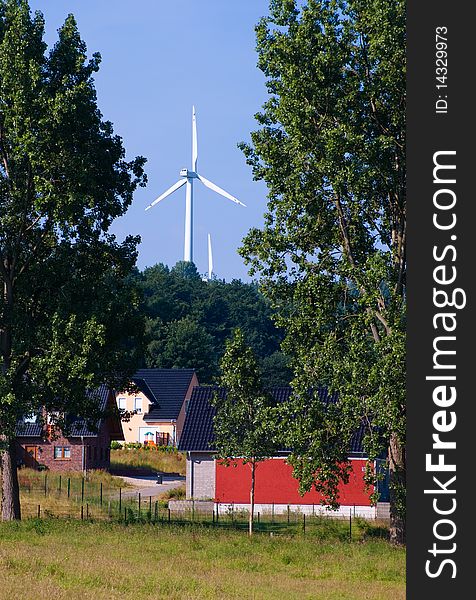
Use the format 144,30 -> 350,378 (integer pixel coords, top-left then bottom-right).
192,106 -> 198,172
196,174 -> 246,207
145,178 -> 187,211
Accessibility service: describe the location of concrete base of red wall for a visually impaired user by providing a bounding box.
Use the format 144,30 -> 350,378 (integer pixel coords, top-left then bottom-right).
216,502 -> 377,519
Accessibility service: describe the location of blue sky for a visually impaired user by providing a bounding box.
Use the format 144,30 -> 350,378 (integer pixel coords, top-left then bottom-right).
29,1 -> 272,281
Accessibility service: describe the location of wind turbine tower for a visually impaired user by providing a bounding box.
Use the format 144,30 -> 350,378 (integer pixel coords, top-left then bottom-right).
145,106 -> 246,263
208,233 -> 213,280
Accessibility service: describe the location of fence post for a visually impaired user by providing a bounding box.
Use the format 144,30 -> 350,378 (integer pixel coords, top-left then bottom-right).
287,505 -> 290,524
37,504 -> 40,519
138,493 -> 141,518
67,478 -> 70,498
154,501 -> 158,523
119,488 -> 122,513
100,482 -> 103,507
81,505 -> 84,520
149,496 -> 152,517
303,513 -> 306,534
168,508 -> 171,523
349,508 -> 352,542
81,477 -> 84,503
124,507 -> 127,523
212,509 -> 215,524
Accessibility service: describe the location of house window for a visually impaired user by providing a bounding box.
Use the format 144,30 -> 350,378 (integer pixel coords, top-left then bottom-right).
117,397 -> 126,410
54,446 -> 71,459
24,413 -> 37,424
134,397 -> 142,414
156,432 -> 170,447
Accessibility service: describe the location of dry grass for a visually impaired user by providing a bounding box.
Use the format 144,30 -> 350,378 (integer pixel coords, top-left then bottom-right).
0,519 -> 405,600
17,469 -> 129,520
110,448 -> 186,475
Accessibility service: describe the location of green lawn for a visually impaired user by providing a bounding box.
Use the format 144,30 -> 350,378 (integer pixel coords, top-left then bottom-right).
0,519 -> 405,600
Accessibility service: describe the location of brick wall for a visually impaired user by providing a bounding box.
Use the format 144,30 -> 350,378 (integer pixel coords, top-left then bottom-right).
17,422 -> 112,473
186,452 -> 215,499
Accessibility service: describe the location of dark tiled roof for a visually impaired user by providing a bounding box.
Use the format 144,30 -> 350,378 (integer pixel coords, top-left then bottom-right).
15,421 -> 42,437
68,384 -> 110,436
178,385 -> 366,455
134,368 -> 196,421
16,385 -> 111,438
178,386 -> 220,452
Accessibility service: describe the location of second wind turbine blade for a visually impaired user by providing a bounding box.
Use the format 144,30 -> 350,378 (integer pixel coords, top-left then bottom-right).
196,174 -> 246,207
145,178 -> 187,211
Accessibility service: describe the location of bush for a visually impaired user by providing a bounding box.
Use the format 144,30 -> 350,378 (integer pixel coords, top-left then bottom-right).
110,441 -> 123,450
160,485 -> 186,500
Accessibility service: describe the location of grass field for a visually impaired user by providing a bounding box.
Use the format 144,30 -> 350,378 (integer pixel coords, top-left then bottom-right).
110,447 -> 186,475
0,519 -> 405,600
18,468 -> 129,520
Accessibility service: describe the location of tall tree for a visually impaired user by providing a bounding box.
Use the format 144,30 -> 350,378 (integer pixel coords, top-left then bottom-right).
212,329 -> 276,535
139,262 -> 288,384
240,0 -> 406,543
0,1 -> 146,519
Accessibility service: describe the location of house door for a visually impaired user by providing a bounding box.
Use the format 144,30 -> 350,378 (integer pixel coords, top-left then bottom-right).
24,446 -> 38,467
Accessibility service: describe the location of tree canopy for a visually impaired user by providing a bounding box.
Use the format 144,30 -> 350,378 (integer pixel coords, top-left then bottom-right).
0,0 -> 146,519
239,0 -> 405,543
137,261 -> 292,384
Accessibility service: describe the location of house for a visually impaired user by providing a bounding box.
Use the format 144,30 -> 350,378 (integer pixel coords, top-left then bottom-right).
16,385 -> 124,473
178,386 -> 390,518
116,368 -> 198,446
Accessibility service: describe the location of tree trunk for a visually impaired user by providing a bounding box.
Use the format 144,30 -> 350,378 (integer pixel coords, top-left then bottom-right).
249,459 -> 255,536
1,437 -> 21,521
388,432 -> 405,544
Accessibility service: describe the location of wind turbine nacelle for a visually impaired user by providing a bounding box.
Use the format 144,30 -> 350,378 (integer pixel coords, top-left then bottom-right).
180,168 -> 197,178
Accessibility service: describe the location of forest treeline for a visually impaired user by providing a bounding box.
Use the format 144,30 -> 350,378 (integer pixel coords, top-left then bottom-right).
132,261 -> 292,385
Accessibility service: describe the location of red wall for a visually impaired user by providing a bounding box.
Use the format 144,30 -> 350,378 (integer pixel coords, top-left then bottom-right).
215,458 -> 372,506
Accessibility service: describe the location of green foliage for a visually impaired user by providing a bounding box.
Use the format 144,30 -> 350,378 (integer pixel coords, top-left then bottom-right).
137,262 -> 289,384
239,0 -> 405,534
0,1 -> 146,437
160,485 -> 186,501
212,329 -> 277,465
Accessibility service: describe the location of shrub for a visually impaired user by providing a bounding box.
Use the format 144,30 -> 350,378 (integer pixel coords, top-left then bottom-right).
161,486 -> 186,500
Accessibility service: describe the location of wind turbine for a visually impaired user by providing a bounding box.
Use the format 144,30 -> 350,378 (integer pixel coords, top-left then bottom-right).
207,233 -> 213,280
201,233 -> 214,282
145,106 -> 246,263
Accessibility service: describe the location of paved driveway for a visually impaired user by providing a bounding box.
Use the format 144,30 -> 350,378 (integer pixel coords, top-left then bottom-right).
112,473 -> 185,500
